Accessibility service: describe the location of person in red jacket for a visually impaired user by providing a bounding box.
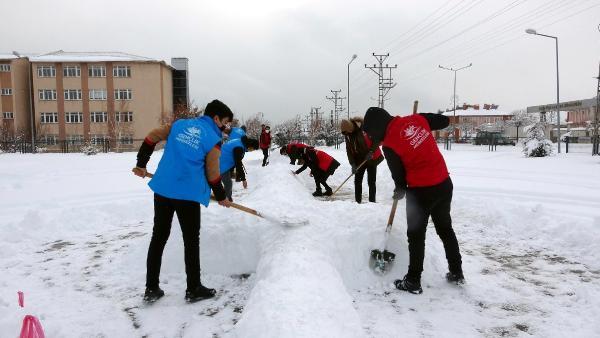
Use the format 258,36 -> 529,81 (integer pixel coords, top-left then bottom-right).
293,147 -> 340,196
280,142 -> 309,165
340,117 -> 384,203
362,107 -> 463,295
259,125 -> 272,166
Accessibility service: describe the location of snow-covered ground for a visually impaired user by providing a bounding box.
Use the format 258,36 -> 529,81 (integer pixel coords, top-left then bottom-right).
1,144 -> 599,337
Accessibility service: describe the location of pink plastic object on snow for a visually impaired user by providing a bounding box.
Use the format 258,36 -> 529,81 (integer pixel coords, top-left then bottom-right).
18,291 -> 45,338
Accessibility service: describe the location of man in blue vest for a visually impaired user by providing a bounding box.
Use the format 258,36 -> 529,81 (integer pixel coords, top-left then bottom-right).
220,136 -> 259,201
132,99 -> 233,303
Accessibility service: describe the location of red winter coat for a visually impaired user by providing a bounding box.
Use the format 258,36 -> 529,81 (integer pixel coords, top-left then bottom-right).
382,114 -> 449,187
259,130 -> 271,149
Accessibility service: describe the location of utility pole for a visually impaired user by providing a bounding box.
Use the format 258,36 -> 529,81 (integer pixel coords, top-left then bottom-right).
365,53 -> 397,109
593,62 -> 600,155
326,90 -> 345,148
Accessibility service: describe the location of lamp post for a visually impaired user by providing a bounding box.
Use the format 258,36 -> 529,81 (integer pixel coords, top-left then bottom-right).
347,54 -> 357,119
526,28 -> 561,153
439,63 -> 472,144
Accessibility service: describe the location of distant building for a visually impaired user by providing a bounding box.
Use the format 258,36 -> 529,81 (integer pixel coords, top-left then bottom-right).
0,53 -> 32,141
439,104 -> 512,140
0,50 -> 188,152
527,97 -> 597,142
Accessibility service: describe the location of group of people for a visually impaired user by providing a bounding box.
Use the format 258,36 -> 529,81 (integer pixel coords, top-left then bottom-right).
132,99 -> 464,303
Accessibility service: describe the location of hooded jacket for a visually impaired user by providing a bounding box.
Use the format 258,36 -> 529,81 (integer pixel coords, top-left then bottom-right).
342,117 -> 383,167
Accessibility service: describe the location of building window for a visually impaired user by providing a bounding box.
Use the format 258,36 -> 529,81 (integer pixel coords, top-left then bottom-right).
39,89 -> 57,101
118,135 -> 133,145
116,111 -> 133,123
0,64 -> 10,72
42,134 -> 58,145
3,112 -> 14,119
1,88 -> 12,95
67,135 -> 84,145
114,89 -> 132,100
64,89 -> 82,101
65,112 -> 83,124
90,134 -> 108,145
89,65 -> 106,77
113,66 -> 131,78
40,112 -> 58,124
63,66 -> 81,77
37,66 -> 56,77
91,111 -> 107,123
89,89 -> 107,101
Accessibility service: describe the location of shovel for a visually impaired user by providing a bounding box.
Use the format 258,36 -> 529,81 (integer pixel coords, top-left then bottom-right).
141,171 -> 307,227
369,197 -> 400,274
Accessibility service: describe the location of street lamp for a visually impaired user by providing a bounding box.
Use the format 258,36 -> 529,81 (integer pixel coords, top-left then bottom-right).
347,54 -> 357,119
439,63 -> 472,144
526,28 -> 561,153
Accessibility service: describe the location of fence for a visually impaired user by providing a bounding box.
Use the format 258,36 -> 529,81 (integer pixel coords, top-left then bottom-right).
0,139 -> 138,154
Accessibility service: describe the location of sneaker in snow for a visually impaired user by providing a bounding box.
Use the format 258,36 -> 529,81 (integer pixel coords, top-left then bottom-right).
394,276 -> 423,295
185,285 -> 216,303
143,287 -> 165,303
446,272 -> 465,285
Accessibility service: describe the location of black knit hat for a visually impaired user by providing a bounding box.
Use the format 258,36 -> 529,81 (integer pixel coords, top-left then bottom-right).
362,107 -> 393,142
204,99 -> 234,120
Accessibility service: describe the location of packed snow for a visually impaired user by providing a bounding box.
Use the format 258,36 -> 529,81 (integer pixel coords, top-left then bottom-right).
1,144 -> 599,337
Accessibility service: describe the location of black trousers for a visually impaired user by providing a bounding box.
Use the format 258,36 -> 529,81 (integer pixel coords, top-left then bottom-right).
313,169 -> 331,192
405,177 -> 462,281
146,193 -> 201,291
262,148 -> 269,166
354,164 -> 377,203
222,171 -> 233,201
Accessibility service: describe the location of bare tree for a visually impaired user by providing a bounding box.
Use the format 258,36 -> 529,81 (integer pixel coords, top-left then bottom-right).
244,112 -> 269,139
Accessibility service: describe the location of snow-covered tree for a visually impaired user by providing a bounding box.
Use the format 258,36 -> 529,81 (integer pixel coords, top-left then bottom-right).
522,121 -> 554,157
244,112 -> 270,139
273,115 -> 303,147
506,109 -> 534,143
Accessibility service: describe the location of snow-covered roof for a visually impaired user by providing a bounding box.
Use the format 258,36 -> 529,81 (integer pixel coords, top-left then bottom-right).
442,108 -> 512,117
29,50 -> 159,63
0,54 -> 19,60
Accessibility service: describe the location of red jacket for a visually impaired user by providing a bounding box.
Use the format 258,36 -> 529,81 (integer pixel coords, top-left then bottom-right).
382,114 -> 448,187
259,130 -> 271,149
287,142 -> 308,155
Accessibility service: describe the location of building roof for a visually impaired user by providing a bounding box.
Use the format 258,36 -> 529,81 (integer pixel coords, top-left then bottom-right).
442,108 -> 512,117
0,54 -> 19,60
29,50 -> 160,63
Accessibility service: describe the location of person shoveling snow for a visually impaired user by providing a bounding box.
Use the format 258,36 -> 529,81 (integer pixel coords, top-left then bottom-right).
363,107 -> 464,295
132,99 -> 234,304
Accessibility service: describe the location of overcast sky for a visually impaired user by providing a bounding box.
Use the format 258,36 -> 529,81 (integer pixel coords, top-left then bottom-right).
5,0 -> 600,123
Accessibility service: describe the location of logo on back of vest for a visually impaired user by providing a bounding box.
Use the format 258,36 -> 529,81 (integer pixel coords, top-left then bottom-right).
403,124 -> 429,149
176,126 -> 202,149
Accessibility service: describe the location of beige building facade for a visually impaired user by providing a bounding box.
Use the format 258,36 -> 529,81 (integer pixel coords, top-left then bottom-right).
30,51 -> 173,151
1,51 -> 179,152
0,55 -> 32,141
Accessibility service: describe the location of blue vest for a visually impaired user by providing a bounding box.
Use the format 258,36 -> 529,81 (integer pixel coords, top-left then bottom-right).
148,116 -> 222,206
220,138 -> 246,174
229,127 -> 246,140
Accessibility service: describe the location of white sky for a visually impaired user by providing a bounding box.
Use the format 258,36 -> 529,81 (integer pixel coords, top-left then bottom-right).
4,0 -> 600,123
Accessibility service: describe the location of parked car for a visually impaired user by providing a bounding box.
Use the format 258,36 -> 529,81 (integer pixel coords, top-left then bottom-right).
472,131 -> 515,145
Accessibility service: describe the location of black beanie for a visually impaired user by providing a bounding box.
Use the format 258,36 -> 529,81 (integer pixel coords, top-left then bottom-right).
362,107 -> 393,142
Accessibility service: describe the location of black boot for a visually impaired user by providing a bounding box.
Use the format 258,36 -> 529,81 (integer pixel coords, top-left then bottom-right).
394,275 -> 423,294
143,286 -> 165,303
312,190 -> 324,197
323,188 -> 333,196
446,271 -> 465,285
185,285 -> 216,303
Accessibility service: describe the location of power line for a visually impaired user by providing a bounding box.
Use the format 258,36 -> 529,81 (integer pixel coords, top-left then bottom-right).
364,53 -> 398,108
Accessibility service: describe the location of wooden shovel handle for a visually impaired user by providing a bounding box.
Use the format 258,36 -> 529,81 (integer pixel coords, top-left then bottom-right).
230,202 -> 263,218
386,197 -> 399,233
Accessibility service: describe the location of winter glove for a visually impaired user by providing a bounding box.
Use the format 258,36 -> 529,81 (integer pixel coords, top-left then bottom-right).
392,188 -> 406,201
364,150 -> 374,161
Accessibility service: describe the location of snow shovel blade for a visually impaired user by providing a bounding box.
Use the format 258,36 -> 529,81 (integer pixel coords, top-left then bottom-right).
369,249 -> 396,274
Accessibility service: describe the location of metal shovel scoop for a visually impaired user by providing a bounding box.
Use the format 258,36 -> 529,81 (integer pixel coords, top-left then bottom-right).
369,197 -> 399,274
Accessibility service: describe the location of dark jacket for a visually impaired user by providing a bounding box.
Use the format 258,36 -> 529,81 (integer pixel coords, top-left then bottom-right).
344,118 -> 384,168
